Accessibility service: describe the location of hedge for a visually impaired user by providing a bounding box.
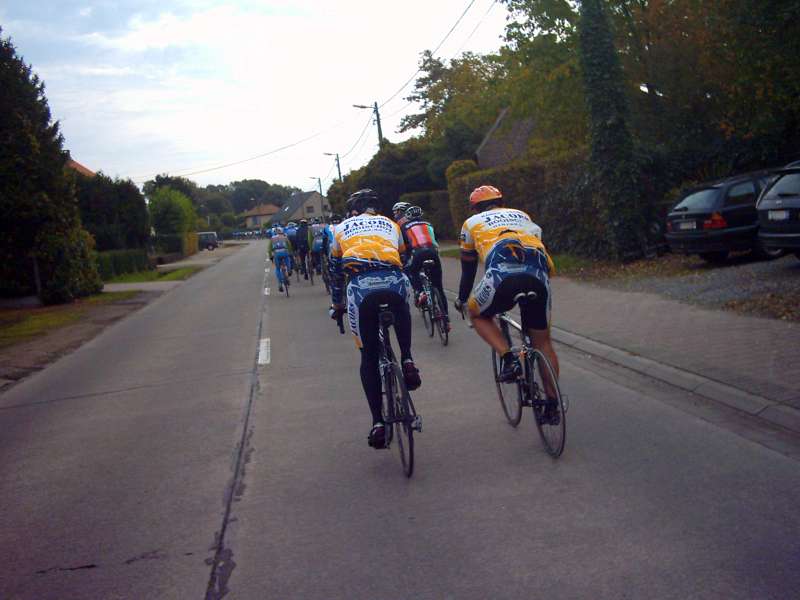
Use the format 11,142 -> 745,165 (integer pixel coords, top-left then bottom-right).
446,152 -> 611,257
96,249 -> 150,281
35,226 -> 103,304
397,190 -> 456,240
153,232 -> 198,257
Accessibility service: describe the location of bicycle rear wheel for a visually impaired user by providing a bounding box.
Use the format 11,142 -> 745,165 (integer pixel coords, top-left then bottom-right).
309,259 -> 315,285
431,287 -> 448,346
528,349 -> 566,458
421,300 -> 434,337
384,363 -> 415,477
491,320 -> 522,426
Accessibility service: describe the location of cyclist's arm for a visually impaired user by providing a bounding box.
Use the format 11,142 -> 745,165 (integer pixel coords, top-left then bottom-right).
329,236 -> 345,307
458,252 -> 478,302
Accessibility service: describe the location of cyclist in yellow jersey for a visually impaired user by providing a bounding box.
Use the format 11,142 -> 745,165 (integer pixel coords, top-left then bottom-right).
455,185 -> 560,392
329,189 -> 421,449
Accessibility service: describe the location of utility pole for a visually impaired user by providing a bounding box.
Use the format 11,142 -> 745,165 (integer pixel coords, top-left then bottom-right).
309,176 -> 322,195
324,152 -> 342,182
353,101 -> 385,149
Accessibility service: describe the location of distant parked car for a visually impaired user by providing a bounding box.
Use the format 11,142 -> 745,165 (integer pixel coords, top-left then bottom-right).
757,165 -> 800,261
665,171 -> 781,263
198,231 -> 219,251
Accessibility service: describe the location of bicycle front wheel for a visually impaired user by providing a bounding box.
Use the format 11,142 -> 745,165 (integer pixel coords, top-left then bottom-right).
528,349 -> 566,458
387,363 -> 414,477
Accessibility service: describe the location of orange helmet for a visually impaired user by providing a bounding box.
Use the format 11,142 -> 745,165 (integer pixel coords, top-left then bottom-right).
469,185 -> 502,206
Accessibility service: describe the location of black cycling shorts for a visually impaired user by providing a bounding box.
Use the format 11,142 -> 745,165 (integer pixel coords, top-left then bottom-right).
474,271 -> 551,331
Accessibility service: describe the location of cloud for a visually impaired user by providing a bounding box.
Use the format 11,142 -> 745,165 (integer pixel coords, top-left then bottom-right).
79,6 -> 93,17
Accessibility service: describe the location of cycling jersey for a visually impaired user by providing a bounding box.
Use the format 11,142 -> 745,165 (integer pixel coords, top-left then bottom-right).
460,208 -> 554,272
330,213 -> 406,274
269,233 -> 292,256
310,223 -> 326,252
285,225 -> 298,245
401,219 -> 437,251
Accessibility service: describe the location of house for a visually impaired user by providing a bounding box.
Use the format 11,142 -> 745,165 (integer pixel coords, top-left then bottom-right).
66,158 -> 96,178
475,108 -> 535,169
269,191 -> 330,225
242,203 -> 281,229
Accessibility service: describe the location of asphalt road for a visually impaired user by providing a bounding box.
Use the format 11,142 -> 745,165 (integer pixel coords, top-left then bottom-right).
2,241 -> 799,600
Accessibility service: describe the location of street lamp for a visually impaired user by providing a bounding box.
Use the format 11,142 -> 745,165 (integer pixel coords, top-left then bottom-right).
353,101 -> 385,148
309,176 -> 322,195
324,152 -> 342,182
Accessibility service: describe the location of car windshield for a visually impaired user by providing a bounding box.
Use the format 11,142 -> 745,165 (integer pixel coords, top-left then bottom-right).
767,173 -> 800,197
674,188 -> 718,212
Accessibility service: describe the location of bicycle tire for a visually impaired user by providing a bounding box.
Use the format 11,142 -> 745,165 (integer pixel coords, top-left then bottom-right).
492,319 -> 523,426
309,259 -> 315,285
421,302 -> 434,337
431,287 -> 448,346
528,349 -> 566,458
390,362 -> 414,477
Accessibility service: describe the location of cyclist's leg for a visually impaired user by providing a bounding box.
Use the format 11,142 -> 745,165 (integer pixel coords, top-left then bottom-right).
468,270 -> 516,355
275,254 -> 286,285
522,276 -> 559,396
354,293 -> 383,425
404,250 -> 423,296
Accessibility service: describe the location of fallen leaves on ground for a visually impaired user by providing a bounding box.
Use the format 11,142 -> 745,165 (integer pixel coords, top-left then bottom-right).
724,292 -> 800,322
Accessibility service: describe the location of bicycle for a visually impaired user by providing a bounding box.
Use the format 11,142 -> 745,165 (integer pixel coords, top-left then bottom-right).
418,260 -> 449,346
489,292 -> 566,457
335,304 -> 422,477
320,254 -> 331,294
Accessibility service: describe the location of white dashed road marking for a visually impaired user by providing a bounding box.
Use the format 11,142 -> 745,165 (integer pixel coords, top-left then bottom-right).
258,338 -> 271,365
264,288 -> 270,296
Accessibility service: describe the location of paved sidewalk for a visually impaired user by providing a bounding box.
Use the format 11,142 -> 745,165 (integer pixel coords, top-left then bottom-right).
441,257 -> 800,433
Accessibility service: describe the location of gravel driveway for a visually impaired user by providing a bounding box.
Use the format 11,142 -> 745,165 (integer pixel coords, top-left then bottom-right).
593,252 -> 800,308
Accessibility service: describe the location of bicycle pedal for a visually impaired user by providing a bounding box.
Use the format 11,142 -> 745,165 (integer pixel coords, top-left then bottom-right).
412,415 -> 422,432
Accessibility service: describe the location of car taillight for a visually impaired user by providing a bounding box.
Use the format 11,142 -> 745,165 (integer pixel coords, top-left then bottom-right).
703,212 -> 727,230
666,221 -> 673,232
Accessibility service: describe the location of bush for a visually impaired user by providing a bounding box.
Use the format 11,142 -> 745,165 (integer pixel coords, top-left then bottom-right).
35,226 -> 102,304
96,249 -> 150,280
182,232 -> 198,257
445,160 -> 480,231
398,190 -> 456,240
152,233 -> 198,258
446,152 -> 611,258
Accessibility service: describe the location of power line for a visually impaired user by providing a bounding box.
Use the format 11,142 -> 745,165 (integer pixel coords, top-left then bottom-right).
378,0 -> 478,109
340,113 -> 374,159
453,0 -> 498,56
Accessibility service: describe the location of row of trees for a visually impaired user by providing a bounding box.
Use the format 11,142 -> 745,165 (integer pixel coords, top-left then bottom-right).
328,0 -> 800,259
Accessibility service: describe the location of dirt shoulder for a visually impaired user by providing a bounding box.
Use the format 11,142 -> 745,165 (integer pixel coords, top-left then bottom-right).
0,291 -> 160,393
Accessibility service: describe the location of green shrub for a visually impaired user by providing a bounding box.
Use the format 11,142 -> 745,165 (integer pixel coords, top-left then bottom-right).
445,160 -> 480,231
35,226 -> 102,304
398,190 -> 456,240
182,232 -> 198,257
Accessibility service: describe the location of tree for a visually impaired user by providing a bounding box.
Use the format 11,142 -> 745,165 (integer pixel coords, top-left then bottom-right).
0,28 -> 101,302
148,187 -> 197,235
76,173 -> 149,250
578,0 -> 644,259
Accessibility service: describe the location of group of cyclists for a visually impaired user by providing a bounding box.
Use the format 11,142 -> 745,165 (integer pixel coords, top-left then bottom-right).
266,217 -> 335,292
267,184 -> 560,451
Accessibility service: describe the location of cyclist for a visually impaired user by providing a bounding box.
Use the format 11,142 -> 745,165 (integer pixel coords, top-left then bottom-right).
329,189 -> 422,449
401,205 -> 450,327
295,218 -> 311,279
285,221 -> 299,275
392,201 -> 411,227
268,226 -> 293,293
454,185 -> 559,391
309,217 -> 326,275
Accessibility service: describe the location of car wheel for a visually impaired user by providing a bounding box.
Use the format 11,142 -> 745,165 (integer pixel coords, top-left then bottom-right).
207,244 -> 215,251
795,251 -> 800,262
699,251 -> 729,264
752,239 -> 784,260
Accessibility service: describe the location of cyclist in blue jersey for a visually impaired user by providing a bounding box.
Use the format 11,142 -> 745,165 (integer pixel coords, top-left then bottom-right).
269,227 -> 294,293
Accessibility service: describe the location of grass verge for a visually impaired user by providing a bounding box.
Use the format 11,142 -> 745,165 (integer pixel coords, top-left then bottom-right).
106,266 -> 203,284
0,291 -> 140,349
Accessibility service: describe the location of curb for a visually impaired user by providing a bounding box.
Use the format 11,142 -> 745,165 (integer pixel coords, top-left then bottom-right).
442,287 -> 800,436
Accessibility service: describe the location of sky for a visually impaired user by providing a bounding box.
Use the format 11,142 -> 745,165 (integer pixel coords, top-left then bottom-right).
1,0 -> 510,193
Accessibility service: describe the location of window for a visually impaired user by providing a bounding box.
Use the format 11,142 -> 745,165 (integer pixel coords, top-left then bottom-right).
724,181 -> 756,207
306,205 -> 315,213
675,188 -> 719,212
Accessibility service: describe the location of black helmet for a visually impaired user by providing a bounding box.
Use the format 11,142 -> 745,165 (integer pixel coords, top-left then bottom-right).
330,213 -> 342,224
404,205 -> 423,220
346,188 -> 379,214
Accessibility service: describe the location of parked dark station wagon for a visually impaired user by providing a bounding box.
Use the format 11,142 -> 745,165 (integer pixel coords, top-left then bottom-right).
757,165 -> 800,259
665,171 -> 781,263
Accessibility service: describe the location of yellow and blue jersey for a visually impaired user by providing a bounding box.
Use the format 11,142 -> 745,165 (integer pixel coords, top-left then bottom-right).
460,208 -> 554,273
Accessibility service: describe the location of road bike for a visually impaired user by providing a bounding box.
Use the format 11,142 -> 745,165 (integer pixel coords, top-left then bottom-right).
417,260 -> 449,346
336,304 -> 422,477
490,292 -> 566,457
